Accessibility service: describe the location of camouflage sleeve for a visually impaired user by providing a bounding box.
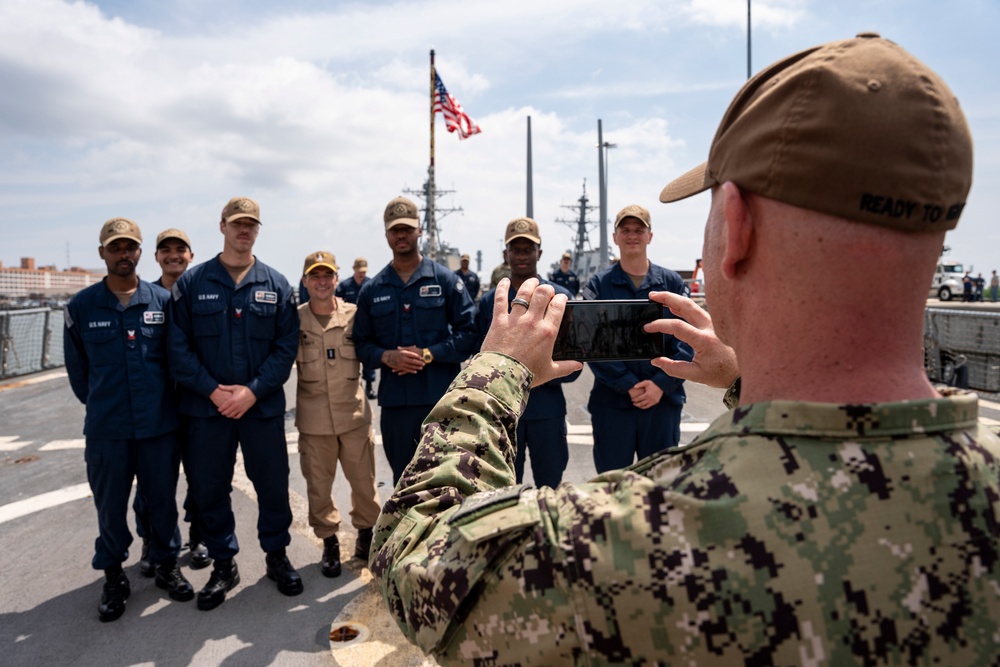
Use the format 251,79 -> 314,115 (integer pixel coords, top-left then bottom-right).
369,352 -> 538,651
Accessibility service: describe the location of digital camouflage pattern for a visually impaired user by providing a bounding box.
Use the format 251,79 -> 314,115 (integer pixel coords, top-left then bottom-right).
370,352 -> 1000,666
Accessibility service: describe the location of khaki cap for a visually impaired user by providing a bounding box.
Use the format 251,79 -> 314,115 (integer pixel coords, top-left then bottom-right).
659,33 -> 973,232
303,250 -> 338,275
353,257 -> 368,271
156,228 -> 192,250
504,217 -> 541,245
222,196 -> 261,225
100,218 -> 142,246
614,205 -> 651,229
384,196 -> 420,230
561,251 -> 572,260
460,253 -> 470,261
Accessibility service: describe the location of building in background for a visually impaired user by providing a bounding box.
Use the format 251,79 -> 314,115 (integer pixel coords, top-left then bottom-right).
0,258 -> 104,299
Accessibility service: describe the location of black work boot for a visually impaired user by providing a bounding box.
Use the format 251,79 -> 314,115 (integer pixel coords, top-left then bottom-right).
187,524 -> 212,570
197,558 -> 240,611
98,568 -> 131,622
154,561 -> 195,602
355,527 -> 373,561
265,550 -> 304,596
138,537 -> 153,578
320,535 -> 341,578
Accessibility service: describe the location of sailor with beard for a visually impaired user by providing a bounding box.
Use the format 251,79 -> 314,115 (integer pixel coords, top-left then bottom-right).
352,196 -> 477,484
64,217 -> 191,622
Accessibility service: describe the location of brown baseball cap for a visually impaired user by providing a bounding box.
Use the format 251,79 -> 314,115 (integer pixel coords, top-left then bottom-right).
303,251 -> 338,275
353,257 -> 368,271
156,228 -> 192,250
659,33 -> 973,232
614,205 -> 651,229
222,196 -> 261,225
504,217 -> 541,244
460,253 -> 470,261
561,251 -> 572,260
100,218 -> 142,246
384,196 -> 420,230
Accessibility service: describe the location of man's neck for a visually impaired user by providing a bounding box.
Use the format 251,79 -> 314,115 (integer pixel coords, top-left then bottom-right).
308,297 -> 336,316
158,274 -> 178,290
354,274 -> 365,285
106,274 -> 139,293
392,251 -> 423,275
220,248 -> 254,267
618,255 -> 649,276
736,298 -> 940,404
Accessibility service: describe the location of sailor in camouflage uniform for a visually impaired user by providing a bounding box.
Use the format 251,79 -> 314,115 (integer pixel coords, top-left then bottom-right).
370,34 -> 1000,666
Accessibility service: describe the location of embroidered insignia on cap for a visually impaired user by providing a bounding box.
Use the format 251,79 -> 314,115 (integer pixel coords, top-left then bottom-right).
113,220 -> 130,232
514,220 -> 530,232
393,203 -> 409,216
238,199 -> 254,212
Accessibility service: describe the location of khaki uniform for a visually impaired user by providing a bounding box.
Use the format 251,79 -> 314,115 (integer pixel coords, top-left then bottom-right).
295,301 -> 379,538
371,352 -> 1000,666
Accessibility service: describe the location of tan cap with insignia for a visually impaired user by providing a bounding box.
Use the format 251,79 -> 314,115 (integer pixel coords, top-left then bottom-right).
222,197 -> 261,225
614,204 -> 651,229
659,33 -> 973,232
100,217 -> 142,246
303,250 -> 338,275
156,228 -> 192,250
504,217 -> 541,245
383,196 -> 420,230
353,257 -> 368,271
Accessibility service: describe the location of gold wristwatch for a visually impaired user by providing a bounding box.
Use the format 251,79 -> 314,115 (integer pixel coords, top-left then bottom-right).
422,348 -> 434,364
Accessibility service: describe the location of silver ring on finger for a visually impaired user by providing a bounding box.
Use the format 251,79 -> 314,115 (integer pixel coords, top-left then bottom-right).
511,297 -> 531,309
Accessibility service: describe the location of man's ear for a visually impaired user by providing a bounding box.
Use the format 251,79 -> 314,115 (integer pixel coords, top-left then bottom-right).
720,181 -> 753,280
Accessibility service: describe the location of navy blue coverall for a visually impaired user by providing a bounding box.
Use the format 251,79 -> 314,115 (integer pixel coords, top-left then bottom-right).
582,262 -> 694,472
167,255 -> 298,560
64,279 -> 182,570
549,268 -> 581,297
476,278 -> 581,488
353,258 -> 477,482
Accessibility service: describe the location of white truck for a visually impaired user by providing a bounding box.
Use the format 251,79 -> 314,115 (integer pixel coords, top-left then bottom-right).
929,260 -> 968,302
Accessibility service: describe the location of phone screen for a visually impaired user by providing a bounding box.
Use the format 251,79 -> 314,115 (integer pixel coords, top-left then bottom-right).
552,299 -> 664,362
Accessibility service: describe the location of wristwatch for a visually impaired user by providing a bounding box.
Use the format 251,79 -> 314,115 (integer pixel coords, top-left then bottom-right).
422,348 -> 434,364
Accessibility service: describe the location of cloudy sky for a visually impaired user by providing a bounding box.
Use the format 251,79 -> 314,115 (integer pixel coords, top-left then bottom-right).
2,0 -> 998,284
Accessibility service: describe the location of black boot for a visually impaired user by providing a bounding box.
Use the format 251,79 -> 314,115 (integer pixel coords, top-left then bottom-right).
138,537 -> 153,578
154,561 -> 194,602
355,527 -> 373,561
197,558 -> 240,611
320,535 -> 341,578
364,380 -> 376,400
265,550 -> 304,596
98,568 -> 131,622
187,523 -> 211,570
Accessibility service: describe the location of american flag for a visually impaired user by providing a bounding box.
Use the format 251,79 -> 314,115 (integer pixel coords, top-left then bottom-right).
433,72 -> 482,140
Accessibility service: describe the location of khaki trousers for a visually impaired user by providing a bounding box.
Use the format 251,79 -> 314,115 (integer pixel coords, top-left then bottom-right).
298,427 -> 380,539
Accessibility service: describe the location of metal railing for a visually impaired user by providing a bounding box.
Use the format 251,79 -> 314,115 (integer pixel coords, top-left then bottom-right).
924,308 -> 1000,392
0,308 -> 65,379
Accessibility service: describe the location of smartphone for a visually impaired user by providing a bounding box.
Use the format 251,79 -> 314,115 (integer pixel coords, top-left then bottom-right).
552,299 -> 664,362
